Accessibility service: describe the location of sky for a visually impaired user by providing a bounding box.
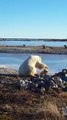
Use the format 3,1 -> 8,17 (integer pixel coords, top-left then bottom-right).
0,0 -> 67,39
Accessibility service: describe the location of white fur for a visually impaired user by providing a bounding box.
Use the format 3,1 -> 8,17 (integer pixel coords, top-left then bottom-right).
19,55 -> 48,76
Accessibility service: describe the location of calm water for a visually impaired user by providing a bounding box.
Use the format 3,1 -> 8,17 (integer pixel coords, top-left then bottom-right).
0,53 -> 67,73
0,40 -> 67,46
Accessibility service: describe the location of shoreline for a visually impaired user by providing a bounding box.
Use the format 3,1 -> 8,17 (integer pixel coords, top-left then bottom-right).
0,45 -> 67,54
0,38 -> 67,41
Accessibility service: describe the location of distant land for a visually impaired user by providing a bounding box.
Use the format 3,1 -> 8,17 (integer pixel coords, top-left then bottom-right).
0,45 -> 67,54
0,38 -> 67,41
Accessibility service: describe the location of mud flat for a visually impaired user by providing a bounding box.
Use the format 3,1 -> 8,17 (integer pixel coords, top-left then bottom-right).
0,45 -> 67,54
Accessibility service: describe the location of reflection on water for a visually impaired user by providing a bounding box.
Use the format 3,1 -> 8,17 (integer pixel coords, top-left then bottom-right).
0,40 -> 67,46
0,53 -> 67,73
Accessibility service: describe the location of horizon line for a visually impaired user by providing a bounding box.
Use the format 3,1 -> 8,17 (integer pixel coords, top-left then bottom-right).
0,37 -> 67,40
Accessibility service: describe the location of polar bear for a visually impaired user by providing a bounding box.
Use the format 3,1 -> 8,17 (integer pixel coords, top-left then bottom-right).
19,55 -> 48,76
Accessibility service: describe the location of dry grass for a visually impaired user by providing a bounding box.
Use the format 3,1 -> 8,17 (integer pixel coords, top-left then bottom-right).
35,101 -> 63,120
0,90 -> 65,120
0,75 -> 67,120
0,115 -> 13,120
60,92 -> 67,97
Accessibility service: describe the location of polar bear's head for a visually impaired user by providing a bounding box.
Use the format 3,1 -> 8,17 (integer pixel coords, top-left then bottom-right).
31,55 -> 48,70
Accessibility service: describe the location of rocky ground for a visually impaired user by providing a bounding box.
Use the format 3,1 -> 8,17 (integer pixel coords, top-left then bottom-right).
0,45 -> 67,54
0,67 -> 67,120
